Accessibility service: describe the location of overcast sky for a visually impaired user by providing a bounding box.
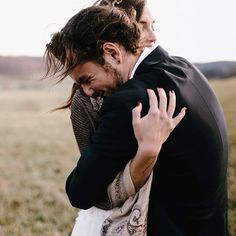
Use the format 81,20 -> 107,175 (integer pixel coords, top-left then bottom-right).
1,0 -> 236,62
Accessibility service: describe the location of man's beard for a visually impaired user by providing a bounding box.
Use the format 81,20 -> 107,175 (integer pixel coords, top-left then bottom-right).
103,62 -> 124,95
91,62 -> 124,99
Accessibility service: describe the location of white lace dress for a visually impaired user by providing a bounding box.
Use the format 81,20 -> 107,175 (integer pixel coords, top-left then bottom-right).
71,207 -> 114,236
70,170 -> 152,236
69,162 -> 153,236
70,162 -> 133,236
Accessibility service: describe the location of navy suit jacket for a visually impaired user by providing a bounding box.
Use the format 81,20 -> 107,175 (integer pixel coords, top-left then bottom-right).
66,46 -> 228,235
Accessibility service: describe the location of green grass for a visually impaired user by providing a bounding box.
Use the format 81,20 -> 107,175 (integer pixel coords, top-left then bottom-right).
0,77 -> 235,235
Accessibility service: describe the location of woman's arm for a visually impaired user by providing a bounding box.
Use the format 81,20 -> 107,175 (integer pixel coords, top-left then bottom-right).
106,88 -> 186,208
130,88 -> 186,191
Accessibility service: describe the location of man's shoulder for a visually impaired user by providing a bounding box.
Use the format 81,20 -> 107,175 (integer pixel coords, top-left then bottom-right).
101,80 -> 148,113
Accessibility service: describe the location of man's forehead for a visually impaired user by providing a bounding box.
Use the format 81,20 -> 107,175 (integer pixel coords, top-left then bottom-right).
70,62 -> 93,75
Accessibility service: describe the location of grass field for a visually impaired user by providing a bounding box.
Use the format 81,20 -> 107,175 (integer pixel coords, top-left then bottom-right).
0,77 -> 235,235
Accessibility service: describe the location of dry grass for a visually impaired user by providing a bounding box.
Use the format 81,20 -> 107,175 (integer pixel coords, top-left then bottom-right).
0,77 -> 235,235
210,78 -> 236,236
0,87 -> 78,236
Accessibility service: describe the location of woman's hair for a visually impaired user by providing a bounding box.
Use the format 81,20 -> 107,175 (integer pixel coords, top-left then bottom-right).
94,0 -> 146,21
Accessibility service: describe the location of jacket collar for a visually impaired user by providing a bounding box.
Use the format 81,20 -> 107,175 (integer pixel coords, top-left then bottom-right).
134,45 -> 169,77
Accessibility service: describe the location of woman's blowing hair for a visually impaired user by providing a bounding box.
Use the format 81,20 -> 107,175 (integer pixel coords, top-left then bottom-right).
94,0 -> 146,21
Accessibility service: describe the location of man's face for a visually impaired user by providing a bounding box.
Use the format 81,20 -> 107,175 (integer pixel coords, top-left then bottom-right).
70,61 -> 124,97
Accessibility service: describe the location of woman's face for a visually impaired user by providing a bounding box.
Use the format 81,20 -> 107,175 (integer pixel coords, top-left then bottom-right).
138,5 -> 157,48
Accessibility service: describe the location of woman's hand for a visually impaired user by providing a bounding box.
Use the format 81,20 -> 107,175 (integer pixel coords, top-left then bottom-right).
130,88 -> 186,191
132,88 -> 186,157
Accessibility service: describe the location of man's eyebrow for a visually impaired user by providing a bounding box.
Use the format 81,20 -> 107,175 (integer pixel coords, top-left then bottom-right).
75,75 -> 90,84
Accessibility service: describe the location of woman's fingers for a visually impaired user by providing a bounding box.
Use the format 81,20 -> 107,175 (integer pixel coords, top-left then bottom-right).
132,102 -> 142,126
147,89 -> 158,113
134,88 -> 186,129
173,107 -> 187,127
132,88 -> 187,159
147,88 -> 168,114
167,90 -> 176,117
147,88 -> 186,129
157,88 -> 167,112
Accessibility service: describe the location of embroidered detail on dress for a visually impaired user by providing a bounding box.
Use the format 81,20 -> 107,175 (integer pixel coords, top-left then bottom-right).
101,172 -> 153,236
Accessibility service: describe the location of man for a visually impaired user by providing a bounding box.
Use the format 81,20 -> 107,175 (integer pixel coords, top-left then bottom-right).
45,6 -> 228,235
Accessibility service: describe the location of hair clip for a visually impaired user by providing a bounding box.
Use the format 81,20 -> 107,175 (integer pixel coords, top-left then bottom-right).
112,0 -> 123,6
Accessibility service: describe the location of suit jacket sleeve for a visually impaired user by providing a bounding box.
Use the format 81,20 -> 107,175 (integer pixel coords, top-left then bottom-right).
66,91 -> 140,209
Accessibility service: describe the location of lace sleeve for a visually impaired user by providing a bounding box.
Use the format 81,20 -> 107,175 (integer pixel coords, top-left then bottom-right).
107,161 -> 136,208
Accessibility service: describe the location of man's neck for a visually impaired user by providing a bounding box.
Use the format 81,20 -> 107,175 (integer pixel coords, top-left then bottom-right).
121,51 -> 142,83
120,46 -> 156,83
129,46 -> 156,80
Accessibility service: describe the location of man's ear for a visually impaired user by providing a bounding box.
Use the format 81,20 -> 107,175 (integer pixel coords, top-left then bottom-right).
102,42 -> 122,64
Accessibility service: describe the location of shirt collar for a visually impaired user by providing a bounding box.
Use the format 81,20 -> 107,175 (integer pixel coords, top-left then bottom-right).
129,44 -> 158,79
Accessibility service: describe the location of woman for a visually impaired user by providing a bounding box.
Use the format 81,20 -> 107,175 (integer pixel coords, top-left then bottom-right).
66,1 -> 181,235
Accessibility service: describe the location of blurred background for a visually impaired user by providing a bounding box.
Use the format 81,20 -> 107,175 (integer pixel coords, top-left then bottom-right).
0,0 -> 235,235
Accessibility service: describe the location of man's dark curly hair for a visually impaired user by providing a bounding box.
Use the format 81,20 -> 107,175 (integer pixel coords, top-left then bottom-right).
44,6 -> 141,82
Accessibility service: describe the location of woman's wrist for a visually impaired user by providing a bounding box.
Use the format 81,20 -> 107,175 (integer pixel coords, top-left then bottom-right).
129,148 -> 159,191
137,143 -> 162,159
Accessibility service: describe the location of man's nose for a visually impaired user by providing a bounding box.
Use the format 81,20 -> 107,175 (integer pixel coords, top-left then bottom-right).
81,84 -> 94,97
